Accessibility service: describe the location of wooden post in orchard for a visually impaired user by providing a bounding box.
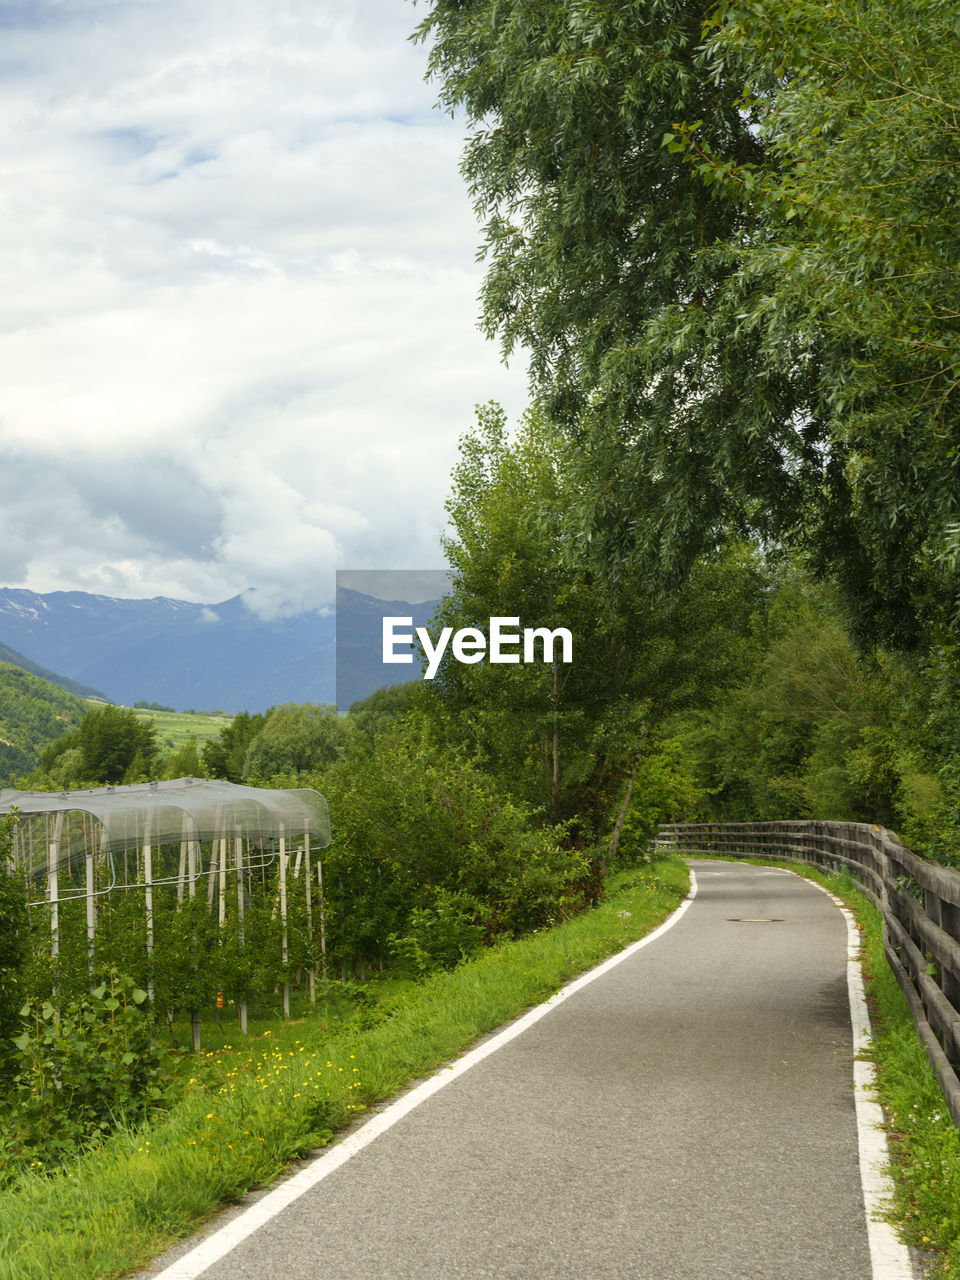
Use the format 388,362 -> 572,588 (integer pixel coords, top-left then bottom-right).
279,824 -> 290,1018
235,830 -> 247,1034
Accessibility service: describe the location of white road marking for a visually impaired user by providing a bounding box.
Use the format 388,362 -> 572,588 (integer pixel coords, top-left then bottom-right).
803,875 -> 916,1280
146,873 -> 699,1279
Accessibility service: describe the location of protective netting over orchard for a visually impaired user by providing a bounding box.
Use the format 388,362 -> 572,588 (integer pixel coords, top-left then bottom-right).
0,777 -> 331,898
0,778 -> 332,1049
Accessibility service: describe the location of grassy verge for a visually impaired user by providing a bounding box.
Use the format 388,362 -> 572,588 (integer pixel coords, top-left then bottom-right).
0,856 -> 689,1280
694,852 -> 960,1278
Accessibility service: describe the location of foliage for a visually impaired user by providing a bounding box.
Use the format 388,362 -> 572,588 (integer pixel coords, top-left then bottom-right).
39,705 -> 159,786
416,0 -> 960,646
0,815 -> 27,1072
387,889 -> 483,977
424,403 -> 766,847
200,711 -> 265,783
671,569 -> 949,830
3,971 -> 168,1176
347,682 -> 419,740
242,703 -> 345,782
317,713 -> 589,961
682,0 -> 960,644
606,739 -> 707,862
160,737 -> 202,780
0,663 -> 85,782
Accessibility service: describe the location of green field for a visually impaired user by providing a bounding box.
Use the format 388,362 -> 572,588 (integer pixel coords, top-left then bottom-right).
123,707 -> 232,751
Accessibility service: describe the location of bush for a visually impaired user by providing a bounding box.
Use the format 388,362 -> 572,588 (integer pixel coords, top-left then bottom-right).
313,719 -> 589,970
2,970 -> 169,1176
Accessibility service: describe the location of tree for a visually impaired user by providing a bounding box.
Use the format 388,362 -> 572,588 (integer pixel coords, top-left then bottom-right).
676,0 -> 960,644
160,737 -> 203,780
200,711 -> 265,783
415,0 -> 785,581
242,703 -> 345,781
75,706 -> 159,784
38,706 -> 159,786
317,716 -> 587,961
671,571 -> 929,824
416,0 -> 959,645
425,403 -> 766,848
347,683 -> 419,740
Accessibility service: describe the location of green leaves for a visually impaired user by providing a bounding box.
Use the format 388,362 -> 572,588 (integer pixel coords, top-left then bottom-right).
418,0 -> 960,646
2,969 -> 170,1180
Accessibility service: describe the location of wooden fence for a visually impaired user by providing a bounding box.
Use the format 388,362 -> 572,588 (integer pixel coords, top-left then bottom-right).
657,820 -> 960,1129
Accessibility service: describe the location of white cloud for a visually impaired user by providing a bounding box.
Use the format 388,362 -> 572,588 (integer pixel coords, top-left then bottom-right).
0,0 -> 527,617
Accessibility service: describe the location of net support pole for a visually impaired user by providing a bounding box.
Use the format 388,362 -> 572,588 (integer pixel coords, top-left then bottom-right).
217,838 -> 226,929
279,826 -> 290,1018
317,854 -> 327,985
235,832 -> 247,1035
48,811 -> 63,963
144,841 -> 155,1007
177,836 -> 188,907
187,821 -> 201,1054
207,836 -> 219,907
304,831 -> 315,1005
85,835 -> 96,979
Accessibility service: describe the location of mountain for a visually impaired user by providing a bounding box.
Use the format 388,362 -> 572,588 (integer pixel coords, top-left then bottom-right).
334,587 -> 443,710
0,588 -> 335,714
0,639 -> 108,701
0,662 -> 86,781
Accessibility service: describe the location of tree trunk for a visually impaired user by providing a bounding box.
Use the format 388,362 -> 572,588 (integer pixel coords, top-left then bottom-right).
607,764 -> 637,872
551,664 -> 560,815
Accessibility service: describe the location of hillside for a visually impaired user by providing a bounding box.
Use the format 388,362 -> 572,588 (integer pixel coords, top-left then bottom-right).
0,662 -> 86,782
0,639 -> 107,701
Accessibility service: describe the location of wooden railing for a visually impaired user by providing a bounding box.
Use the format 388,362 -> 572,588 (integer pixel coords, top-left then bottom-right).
657,820 -> 960,1128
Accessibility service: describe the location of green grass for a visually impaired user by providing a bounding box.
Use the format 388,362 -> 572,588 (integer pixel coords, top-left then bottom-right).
693,851 -> 960,1278
125,708 -> 232,751
0,857 -> 690,1280
164,973 -> 413,1054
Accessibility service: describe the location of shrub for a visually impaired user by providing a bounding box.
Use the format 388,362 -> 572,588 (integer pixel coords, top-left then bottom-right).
3,970 -> 169,1176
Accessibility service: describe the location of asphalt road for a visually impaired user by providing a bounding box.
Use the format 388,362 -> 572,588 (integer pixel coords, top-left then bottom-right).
145,860 -> 881,1279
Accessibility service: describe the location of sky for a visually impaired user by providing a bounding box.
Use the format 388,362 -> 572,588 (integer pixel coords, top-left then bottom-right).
0,0 -> 528,619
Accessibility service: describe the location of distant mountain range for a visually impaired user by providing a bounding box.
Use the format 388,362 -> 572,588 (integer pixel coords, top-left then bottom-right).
334,587 -> 443,710
0,588 -> 336,713
0,586 -> 446,715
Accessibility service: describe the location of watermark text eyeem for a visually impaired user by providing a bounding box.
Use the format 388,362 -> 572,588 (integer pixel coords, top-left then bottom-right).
383,616 -> 573,680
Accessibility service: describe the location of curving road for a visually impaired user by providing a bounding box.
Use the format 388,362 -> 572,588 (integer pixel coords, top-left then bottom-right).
144,859 -> 914,1280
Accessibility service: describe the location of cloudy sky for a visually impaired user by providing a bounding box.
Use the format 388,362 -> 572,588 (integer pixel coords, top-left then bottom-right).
0,0 -> 528,618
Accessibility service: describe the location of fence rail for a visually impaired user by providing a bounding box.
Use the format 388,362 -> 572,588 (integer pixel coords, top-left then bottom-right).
656,820 -> 960,1129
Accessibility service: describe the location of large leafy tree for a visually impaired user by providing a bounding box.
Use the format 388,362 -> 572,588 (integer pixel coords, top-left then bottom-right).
242,703 -> 345,781
683,0 -> 960,643
415,0 -> 794,583
41,705 -> 159,785
425,403 -> 766,844
416,0 -> 959,644
200,710 -> 265,783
